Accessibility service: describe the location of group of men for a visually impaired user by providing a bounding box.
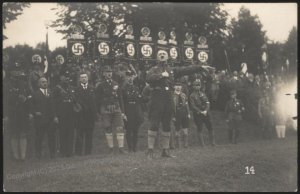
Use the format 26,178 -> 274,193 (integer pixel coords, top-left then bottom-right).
3,51 -> 288,161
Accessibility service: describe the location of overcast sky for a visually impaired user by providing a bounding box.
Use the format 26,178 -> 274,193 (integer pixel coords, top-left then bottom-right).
3,3 -> 297,51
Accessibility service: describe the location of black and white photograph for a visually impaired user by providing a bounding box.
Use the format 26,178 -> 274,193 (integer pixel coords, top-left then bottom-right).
2,2 -> 298,192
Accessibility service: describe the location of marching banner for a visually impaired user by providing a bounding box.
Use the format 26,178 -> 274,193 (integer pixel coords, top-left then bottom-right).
67,39 -> 87,62
138,26 -> 155,61
168,29 -> 180,63
196,36 -> 210,65
182,31 -> 195,63
124,24 -> 137,60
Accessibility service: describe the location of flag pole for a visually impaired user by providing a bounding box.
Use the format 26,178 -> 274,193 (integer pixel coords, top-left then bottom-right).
224,49 -> 231,74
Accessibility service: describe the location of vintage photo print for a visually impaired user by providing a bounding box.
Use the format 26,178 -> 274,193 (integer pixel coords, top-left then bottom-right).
2,2 -> 298,192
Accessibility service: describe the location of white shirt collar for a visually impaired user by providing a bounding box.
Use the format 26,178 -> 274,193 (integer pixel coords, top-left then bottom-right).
40,88 -> 47,95
81,83 -> 88,87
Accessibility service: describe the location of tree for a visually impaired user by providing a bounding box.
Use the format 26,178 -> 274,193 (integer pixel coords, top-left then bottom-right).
227,6 -> 266,74
267,41 -> 285,74
131,3 -> 229,69
51,3 -> 138,39
2,2 -> 30,39
283,26 -> 297,77
3,44 -> 34,69
51,3 -> 229,68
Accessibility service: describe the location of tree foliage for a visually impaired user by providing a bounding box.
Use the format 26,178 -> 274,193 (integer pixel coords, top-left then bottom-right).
2,2 -> 30,39
3,44 -> 34,68
283,26 -> 297,75
51,3 -> 229,68
227,6 -> 266,74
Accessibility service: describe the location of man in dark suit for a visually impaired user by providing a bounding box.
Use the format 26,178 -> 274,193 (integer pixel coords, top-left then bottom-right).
29,77 -> 58,159
74,71 -> 97,155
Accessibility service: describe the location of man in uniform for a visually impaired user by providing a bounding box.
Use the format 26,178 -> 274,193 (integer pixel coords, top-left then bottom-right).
29,77 -> 59,159
172,81 -> 190,148
96,66 -> 126,154
190,79 -> 216,147
122,70 -> 144,152
225,90 -> 245,144
74,71 -> 97,155
53,71 -> 76,157
258,90 -> 274,139
5,62 -> 31,161
145,50 -> 213,158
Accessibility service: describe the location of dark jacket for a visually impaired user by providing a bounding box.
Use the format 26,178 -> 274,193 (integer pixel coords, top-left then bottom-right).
96,79 -> 124,114
74,84 -> 97,121
30,88 -> 56,125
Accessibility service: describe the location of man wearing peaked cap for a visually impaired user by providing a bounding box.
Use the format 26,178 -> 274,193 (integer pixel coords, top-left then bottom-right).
171,80 -> 191,149
225,89 -> 245,144
190,79 -> 216,147
5,61 -> 31,161
145,48 -> 215,158
52,70 -> 77,157
96,65 -> 126,154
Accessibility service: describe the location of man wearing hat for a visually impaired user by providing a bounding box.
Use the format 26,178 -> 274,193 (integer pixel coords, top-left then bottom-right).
53,71 -> 77,157
122,68 -> 144,152
96,65 -> 126,154
145,50 -> 214,158
74,71 -> 97,155
172,81 -> 190,148
5,62 -> 31,161
190,79 -> 215,147
225,90 -> 245,144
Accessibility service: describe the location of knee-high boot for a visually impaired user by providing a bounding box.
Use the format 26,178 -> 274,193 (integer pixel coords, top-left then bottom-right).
182,128 -> 189,148
105,133 -> 114,154
161,131 -> 175,158
197,132 -> 205,147
208,130 -> 216,146
19,137 -> 27,160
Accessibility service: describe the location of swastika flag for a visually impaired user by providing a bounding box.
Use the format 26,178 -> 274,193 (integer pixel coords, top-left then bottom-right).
94,39 -> 112,59
67,39 -> 87,62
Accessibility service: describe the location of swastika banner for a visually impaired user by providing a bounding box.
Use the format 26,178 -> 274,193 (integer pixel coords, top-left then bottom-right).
168,46 -> 180,63
196,49 -> 210,65
124,40 -> 137,60
67,39 -> 87,62
182,45 -> 195,62
94,39 -> 112,59
138,42 -> 155,61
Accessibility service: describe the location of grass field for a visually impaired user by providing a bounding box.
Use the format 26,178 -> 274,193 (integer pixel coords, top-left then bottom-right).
3,111 -> 298,192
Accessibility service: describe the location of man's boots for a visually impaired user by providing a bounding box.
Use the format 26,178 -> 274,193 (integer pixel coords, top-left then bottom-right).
161,131 -> 176,158
182,128 -> 189,148
105,133 -> 114,154
198,132 -> 205,147
147,130 -> 157,159
208,130 -> 216,146
19,137 -> 27,161
174,131 -> 181,149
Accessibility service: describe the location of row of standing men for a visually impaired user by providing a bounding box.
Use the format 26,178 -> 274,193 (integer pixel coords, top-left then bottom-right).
4,57 -> 282,161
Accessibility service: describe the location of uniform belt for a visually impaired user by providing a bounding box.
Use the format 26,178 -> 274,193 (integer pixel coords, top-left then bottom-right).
128,101 -> 136,104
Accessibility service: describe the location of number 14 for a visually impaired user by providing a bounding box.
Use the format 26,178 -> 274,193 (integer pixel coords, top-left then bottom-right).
245,166 -> 255,175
